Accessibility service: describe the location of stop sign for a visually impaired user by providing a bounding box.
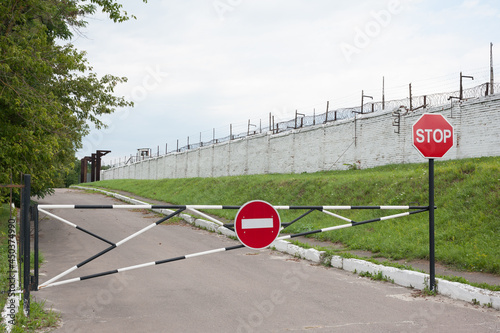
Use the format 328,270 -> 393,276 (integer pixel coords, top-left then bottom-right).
412,113 -> 454,158
234,200 -> 281,250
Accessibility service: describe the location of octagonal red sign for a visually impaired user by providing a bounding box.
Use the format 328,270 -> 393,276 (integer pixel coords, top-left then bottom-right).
412,113 -> 454,158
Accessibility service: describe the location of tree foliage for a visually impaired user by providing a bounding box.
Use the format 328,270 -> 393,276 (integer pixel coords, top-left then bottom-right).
0,0 -> 145,197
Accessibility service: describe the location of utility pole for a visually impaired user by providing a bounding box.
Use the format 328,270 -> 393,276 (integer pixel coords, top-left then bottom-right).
382,76 -> 385,110
491,42 -> 494,95
409,83 -> 412,111
459,72 -> 474,100
361,90 -> 373,114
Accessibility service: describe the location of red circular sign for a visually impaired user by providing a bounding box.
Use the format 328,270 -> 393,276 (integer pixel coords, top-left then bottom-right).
412,113 -> 454,158
234,200 -> 281,250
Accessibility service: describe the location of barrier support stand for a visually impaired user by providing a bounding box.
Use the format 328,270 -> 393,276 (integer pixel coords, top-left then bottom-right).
33,203 -> 39,291
429,159 -> 436,291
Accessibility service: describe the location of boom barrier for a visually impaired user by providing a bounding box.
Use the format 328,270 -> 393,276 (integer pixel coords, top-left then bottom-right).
34,203 -> 429,290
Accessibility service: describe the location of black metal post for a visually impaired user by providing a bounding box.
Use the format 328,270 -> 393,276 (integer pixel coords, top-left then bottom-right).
324,101 -> 329,124
90,153 -> 96,182
95,150 -> 111,182
22,174 -> 31,316
459,72 -> 474,100
96,152 -> 102,181
460,72 -> 463,100
490,42 -> 494,95
429,159 -> 436,291
409,83 -> 413,111
361,90 -> 373,114
382,76 -> 385,110
80,158 -> 86,183
33,204 -> 39,290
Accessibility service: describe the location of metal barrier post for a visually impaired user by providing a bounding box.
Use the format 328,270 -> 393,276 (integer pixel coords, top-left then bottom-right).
429,159 -> 436,291
33,203 -> 39,290
22,174 -> 31,316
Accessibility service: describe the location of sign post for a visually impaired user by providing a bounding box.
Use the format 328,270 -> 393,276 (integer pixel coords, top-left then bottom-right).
428,158 -> 435,291
234,200 -> 281,250
412,113 -> 454,291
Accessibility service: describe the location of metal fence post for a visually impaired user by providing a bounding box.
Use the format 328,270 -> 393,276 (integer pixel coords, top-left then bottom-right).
22,174 -> 31,316
429,159 -> 436,291
33,203 -> 39,291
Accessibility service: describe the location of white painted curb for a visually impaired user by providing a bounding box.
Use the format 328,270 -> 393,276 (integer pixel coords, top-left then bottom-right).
72,186 -> 500,310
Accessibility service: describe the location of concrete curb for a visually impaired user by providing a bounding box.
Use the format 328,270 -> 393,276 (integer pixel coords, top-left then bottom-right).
72,186 -> 500,310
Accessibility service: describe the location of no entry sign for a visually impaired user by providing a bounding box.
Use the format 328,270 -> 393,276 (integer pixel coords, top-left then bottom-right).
412,113 -> 454,158
234,200 -> 281,250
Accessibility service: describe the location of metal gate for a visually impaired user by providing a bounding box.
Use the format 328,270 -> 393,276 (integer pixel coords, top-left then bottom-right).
32,200 -> 429,289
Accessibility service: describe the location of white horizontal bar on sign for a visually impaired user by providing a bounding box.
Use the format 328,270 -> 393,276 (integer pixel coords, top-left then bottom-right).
242,218 -> 274,229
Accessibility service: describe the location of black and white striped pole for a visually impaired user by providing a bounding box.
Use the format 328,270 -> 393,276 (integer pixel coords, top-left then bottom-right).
38,207 -> 429,289
412,113 -> 454,291
36,203 -> 429,289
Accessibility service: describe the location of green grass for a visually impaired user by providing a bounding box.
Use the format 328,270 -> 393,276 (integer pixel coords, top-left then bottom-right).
358,270 -> 395,284
84,156 -> 500,275
10,298 -> 60,332
0,204 -> 13,313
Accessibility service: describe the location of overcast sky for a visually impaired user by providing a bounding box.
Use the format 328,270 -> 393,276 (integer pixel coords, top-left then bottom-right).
73,0 -> 500,164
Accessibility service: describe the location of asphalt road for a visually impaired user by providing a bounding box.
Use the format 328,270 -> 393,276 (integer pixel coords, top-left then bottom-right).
35,188 -> 499,332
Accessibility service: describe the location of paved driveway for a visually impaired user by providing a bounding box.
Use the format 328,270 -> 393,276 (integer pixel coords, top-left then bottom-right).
35,188 -> 499,332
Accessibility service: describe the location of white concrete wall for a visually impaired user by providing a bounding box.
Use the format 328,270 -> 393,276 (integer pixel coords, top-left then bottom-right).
102,94 -> 500,180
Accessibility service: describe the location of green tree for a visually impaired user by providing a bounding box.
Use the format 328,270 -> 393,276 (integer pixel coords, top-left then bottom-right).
0,0 -> 146,198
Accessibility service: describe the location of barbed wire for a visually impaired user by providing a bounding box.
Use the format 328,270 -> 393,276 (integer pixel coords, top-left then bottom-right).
113,82 -> 499,167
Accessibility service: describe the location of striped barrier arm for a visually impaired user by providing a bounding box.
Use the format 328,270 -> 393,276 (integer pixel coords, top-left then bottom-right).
38,207 -> 185,288
38,208 -> 429,289
38,204 -> 428,210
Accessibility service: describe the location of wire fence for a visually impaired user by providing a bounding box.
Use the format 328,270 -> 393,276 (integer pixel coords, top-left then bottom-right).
111,82 -> 499,167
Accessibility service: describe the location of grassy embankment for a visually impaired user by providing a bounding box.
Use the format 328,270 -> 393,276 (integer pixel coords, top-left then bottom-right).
85,157 -> 500,276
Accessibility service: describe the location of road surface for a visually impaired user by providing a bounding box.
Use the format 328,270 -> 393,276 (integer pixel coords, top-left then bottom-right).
34,188 -> 499,332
